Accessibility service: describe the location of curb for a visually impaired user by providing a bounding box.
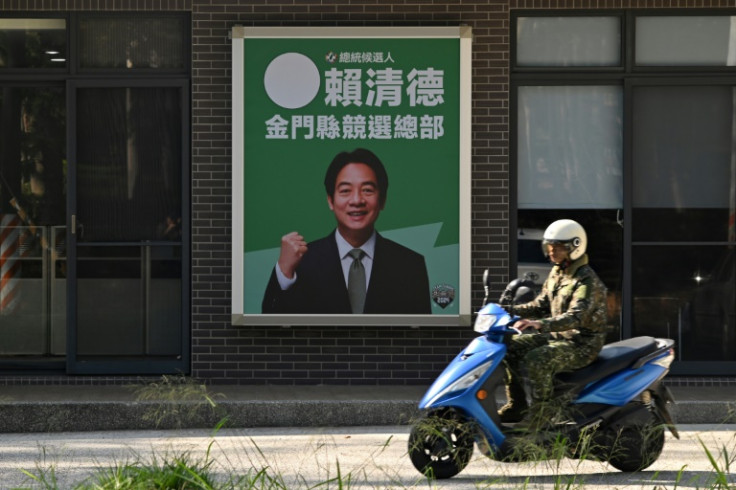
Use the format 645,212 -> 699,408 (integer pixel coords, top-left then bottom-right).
0,399 -> 732,433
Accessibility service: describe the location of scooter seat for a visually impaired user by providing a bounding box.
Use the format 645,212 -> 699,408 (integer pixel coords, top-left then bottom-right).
556,336 -> 659,387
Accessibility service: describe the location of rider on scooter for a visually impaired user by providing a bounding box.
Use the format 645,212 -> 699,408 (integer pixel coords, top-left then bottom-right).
499,219 -> 609,427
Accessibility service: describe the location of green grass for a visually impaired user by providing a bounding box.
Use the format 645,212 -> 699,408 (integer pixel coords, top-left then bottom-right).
14,430 -> 736,490
12,376 -> 736,489
131,375 -> 227,430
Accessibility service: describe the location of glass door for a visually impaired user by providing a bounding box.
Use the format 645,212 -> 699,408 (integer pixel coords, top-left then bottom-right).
0,84 -> 66,368
67,79 -> 189,374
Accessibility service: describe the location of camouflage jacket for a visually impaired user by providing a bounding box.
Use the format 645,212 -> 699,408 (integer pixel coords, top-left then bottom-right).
512,254 -> 608,341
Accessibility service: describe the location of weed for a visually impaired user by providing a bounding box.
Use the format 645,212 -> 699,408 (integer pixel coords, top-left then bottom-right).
77,451 -> 217,489
700,435 -> 736,489
131,375 -> 226,429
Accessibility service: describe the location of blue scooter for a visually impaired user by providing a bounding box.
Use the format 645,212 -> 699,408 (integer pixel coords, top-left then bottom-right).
408,271 -> 679,479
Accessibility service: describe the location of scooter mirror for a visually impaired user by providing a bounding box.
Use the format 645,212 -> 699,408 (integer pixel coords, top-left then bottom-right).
482,269 -> 491,306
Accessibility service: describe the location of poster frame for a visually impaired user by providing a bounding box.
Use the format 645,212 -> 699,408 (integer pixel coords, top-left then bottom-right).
231,25 -> 472,326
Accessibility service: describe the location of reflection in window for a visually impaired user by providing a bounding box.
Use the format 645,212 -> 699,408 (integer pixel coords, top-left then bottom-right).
636,16 -> 736,66
0,86 -> 66,355
76,245 -> 181,357
76,87 -> 182,242
632,246 -> 736,362
517,210 -> 623,342
516,16 -> 620,67
517,85 -> 624,340
517,86 -> 623,209
78,16 -> 187,70
0,18 -> 66,69
632,86 -> 736,242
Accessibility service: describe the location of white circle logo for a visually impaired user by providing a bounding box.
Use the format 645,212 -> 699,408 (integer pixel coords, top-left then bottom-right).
263,52 -> 320,109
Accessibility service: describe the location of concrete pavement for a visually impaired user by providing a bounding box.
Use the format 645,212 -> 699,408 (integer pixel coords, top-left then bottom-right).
1,424 -> 735,489
0,383 -> 734,433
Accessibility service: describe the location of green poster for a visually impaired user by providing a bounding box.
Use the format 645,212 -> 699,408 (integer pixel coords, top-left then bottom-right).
232,27 -> 471,325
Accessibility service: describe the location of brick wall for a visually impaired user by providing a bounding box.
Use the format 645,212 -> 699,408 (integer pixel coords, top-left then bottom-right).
189,0 -> 734,386
190,0 -> 511,385
1,0 -> 730,386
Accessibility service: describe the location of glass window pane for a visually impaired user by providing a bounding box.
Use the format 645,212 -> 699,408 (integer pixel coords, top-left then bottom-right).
632,86 -> 736,242
76,245 -> 181,357
78,16 -> 186,70
76,87 -> 182,242
0,18 -> 66,69
0,225 -> 45,354
0,85 -> 66,356
77,246 -> 142,356
632,246 -> 736,362
516,17 -> 620,67
77,245 -> 182,357
517,86 -> 623,209
149,246 -> 182,356
517,210 -> 623,341
636,16 -> 736,66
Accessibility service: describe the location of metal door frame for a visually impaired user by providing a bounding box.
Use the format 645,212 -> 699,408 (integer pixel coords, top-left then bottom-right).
66,78 -> 190,375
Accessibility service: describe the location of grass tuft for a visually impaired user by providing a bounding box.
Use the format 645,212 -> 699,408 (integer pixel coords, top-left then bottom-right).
131,375 -> 226,430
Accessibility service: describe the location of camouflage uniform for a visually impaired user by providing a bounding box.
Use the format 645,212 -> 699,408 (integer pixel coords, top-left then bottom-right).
505,254 -> 608,405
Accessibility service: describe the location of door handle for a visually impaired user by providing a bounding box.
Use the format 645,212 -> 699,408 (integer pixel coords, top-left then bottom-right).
71,214 -> 83,238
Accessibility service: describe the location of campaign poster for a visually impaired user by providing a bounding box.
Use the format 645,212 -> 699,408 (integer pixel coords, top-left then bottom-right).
232,27 -> 471,326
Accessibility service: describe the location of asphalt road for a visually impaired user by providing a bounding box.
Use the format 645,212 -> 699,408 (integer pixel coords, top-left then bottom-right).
1,425 -> 734,489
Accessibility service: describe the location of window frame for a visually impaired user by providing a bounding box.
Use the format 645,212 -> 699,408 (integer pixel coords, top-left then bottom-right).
512,8 -> 736,376
0,11 -> 191,376
72,12 -> 191,76
0,12 -> 70,75
511,9 -> 627,74
630,9 -> 736,73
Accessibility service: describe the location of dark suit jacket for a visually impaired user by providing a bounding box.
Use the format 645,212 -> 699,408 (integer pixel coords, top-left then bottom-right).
262,231 -> 431,314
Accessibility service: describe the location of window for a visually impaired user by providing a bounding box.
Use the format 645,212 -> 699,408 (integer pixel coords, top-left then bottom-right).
0,18 -> 67,69
631,83 -> 736,364
0,12 -> 190,375
636,16 -> 736,66
517,85 -> 623,209
632,85 -> 735,243
516,16 -> 621,67
513,11 -> 736,372
78,15 -> 188,70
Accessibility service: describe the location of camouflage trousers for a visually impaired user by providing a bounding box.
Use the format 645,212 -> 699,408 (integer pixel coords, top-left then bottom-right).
504,333 -> 604,403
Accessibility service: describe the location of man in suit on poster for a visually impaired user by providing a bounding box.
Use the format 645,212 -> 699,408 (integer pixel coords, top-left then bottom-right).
262,148 -> 431,314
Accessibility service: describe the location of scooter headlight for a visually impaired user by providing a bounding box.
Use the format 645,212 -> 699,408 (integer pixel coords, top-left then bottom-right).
427,362 -> 494,406
474,314 -> 497,333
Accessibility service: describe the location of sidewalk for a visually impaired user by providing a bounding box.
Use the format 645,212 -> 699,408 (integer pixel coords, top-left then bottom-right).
4,424 -> 735,489
0,384 -> 734,433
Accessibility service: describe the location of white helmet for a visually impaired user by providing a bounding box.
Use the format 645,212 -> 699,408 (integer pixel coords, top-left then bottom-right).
542,219 -> 587,261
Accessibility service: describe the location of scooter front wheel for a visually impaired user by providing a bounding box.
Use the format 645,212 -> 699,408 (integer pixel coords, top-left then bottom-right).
408,410 -> 474,479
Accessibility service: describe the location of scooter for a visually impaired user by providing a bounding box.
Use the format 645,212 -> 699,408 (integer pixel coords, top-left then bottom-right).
408,271 -> 679,479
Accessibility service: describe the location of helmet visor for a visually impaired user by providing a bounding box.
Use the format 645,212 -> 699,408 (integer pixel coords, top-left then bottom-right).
541,239 -> 574,257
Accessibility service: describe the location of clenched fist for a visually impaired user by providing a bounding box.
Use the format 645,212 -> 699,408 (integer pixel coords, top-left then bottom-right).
278,231 -> 308,279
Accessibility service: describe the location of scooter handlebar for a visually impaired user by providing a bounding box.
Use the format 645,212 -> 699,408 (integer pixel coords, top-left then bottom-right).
508,325 -> 523,335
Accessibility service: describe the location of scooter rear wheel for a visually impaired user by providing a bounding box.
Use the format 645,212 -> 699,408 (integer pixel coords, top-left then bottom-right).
604,418 -> 665,472
408,411 -> 474,479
